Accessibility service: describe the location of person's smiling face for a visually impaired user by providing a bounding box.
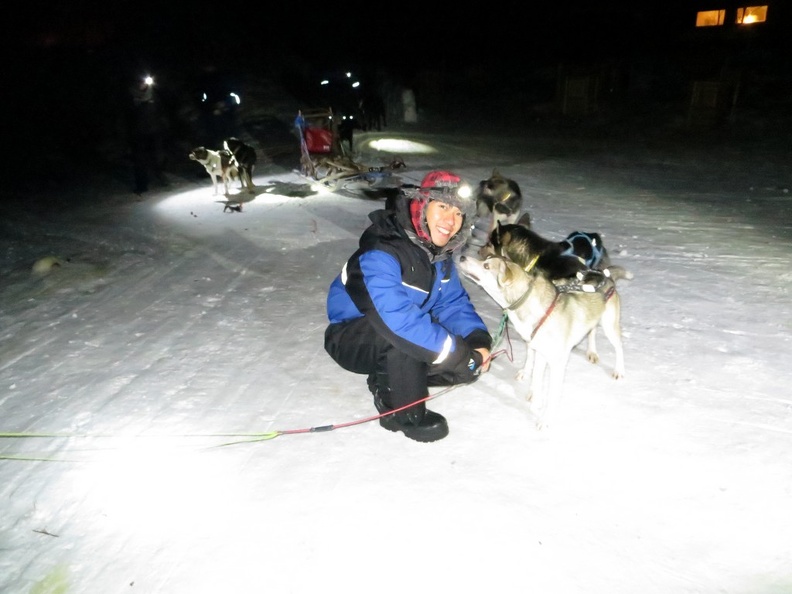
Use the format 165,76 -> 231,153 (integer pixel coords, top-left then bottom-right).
425,200 -> 464,247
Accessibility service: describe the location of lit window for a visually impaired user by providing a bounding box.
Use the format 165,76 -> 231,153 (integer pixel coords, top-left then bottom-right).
736,5 -> 768,24
696,9 -> 725,27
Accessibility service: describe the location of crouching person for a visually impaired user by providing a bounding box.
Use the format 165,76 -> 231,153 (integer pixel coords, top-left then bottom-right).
324,171 -> 492,442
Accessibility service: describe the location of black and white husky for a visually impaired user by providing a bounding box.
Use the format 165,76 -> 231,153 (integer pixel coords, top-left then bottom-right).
188,147 -> 238,195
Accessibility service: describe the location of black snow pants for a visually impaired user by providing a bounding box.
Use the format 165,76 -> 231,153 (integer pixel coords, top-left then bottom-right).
324,317 -> 474,410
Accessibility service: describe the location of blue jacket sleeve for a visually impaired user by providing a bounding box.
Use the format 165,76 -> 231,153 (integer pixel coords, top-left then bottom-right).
353,250 -> 456,364
429,263 -> 491,348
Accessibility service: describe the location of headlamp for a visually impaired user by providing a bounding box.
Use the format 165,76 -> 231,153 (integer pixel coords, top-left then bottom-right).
422,184 -> 472,199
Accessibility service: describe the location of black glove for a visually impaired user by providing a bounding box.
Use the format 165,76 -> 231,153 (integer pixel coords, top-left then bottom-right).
436,336 -> 484,383
464,328 -> 492,353
467,348 -> 484,377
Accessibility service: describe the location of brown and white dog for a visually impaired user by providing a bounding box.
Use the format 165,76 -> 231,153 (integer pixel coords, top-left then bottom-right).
223,137 -> 257,193
458,253 -> 627,429
188,147 -> 238,195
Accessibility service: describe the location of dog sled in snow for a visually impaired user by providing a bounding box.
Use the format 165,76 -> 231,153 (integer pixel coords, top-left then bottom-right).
295,108 -> 405,191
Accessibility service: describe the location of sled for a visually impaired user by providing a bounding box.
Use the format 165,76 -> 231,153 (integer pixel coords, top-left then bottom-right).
296,108 -> 406,191
296,108 -> 346,179
312,156 -> 407,191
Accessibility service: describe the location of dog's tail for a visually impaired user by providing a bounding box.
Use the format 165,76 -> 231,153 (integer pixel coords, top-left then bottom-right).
602,265 -> 633,281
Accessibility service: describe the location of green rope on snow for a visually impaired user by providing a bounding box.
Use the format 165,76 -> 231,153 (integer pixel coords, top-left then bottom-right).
0,430 -> 287,459
0,433 -> 87,439
0,454 -> 77,462
490,311 -> 509,349
0,388 -> 461,458
210,432 -> 281,447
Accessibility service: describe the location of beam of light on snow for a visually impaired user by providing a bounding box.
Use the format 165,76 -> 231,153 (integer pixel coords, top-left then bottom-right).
73,438 -> 251,536
365,138 -> 437,154
152,186 -> 293,225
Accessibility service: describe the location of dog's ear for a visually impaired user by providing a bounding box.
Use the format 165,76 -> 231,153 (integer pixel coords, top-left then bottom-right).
489,222 -> 501,246
499,260 -> 516,286
491,223 -> 507,252
517,212 -> 531,228
499,227 -> 511,247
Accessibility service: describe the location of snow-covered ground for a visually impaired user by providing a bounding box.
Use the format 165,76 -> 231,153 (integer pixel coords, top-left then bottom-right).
1,125 -> 791,593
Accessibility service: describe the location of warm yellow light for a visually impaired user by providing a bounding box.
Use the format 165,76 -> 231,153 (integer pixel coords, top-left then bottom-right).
737,6 -> 768,25
696,9 -> 724,27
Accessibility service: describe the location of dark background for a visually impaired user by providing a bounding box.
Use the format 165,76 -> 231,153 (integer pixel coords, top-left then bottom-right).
5,1 -> 791,189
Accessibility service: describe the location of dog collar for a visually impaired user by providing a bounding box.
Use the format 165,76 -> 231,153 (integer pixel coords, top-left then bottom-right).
506,285 -> 534,311
505,255 -> 540,310
523,254 -> 540,273
505,283 -> 560,341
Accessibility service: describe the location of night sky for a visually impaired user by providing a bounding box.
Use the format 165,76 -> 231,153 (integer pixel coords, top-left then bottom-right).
5,0 -> 789,181
9,1 -> 685,75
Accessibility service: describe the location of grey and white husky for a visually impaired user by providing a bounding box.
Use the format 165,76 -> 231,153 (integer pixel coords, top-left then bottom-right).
458,253 -> 628,429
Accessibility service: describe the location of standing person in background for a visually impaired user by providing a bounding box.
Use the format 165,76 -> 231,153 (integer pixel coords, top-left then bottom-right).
324,171 -> 492,443
127,74 -> 166,195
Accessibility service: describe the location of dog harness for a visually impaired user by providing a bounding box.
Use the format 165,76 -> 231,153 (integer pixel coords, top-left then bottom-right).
505,274 -> 615,340
559,231 -> 604,269
556,275 -> 615,298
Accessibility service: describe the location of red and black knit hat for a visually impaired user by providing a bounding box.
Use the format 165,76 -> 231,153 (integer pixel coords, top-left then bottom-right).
409,170 -> 474,249
416,170 -> 474,217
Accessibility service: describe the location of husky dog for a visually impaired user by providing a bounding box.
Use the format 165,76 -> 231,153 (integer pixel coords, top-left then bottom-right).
474,169 -> 526,234
483,219 -> 631,282
223,137 -> 257,192
458,254 -> 627,429
483,218 -> 590,280
189,147 -> 238,195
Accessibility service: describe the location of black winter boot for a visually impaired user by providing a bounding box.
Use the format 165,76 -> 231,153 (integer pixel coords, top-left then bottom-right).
373,394 -> 449,443
367,373 -> 382,397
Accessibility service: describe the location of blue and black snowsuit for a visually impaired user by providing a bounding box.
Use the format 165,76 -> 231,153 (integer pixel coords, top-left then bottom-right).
324,194 -> 492,410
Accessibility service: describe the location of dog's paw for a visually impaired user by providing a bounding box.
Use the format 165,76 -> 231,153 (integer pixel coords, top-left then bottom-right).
611,369 -> 625,380
528,408 -> 549,431
515,370 -> 526,382
586,351 -> 600,364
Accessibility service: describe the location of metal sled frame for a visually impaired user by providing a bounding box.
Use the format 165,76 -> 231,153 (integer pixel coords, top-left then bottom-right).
297,108 -> 405,190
